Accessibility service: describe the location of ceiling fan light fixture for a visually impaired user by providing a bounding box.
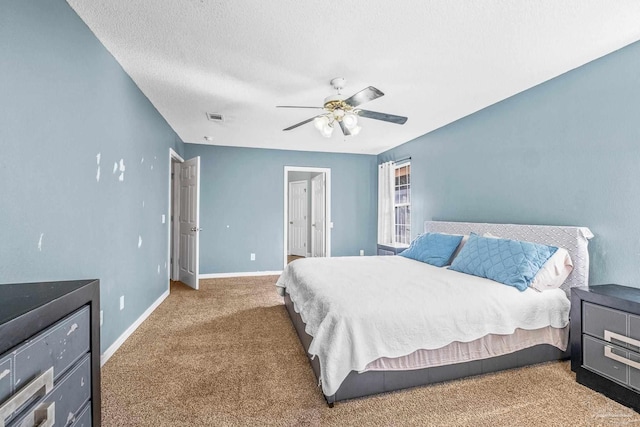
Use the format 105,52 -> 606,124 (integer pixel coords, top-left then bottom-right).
313,115 -> 328,131
278,79 -> 407,139
343,112 -> 358,129
350,125 -> 362,136
321,123 -> 334,138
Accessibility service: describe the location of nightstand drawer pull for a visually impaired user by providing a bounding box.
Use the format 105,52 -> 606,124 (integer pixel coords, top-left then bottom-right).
604,330 -> 640,348
604,346 -> 640,370
0,367 -> 53,427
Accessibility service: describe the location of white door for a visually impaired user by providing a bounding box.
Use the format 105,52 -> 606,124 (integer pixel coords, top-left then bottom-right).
288,180 -> 308,257
311,174 -> 326,257
178,157 -> 200,289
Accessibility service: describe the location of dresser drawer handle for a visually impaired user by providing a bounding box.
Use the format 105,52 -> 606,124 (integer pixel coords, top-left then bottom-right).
0,367 -> 54,427
604,346 -> 640,370
33,401 -> 55,427
604,330 -> 640,348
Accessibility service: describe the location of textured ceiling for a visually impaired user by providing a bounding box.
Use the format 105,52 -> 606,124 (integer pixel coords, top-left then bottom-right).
66,1 -> 640,155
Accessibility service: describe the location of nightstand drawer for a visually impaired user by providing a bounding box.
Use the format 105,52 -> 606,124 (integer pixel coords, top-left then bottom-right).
583,302 -> 627,342
629,315 -> 640,352
583,335 -> 629,385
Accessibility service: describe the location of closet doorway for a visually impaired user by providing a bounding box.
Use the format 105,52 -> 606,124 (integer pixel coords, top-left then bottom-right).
283,166 -> 331,268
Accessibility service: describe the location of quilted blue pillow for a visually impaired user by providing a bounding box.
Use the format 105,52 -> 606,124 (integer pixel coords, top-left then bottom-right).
449,234 -> 558,291
399,233 -> 464,267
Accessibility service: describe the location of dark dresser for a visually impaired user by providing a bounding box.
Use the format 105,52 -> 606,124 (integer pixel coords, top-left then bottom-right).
571,284 -> 640,412
0,280 -> 100,426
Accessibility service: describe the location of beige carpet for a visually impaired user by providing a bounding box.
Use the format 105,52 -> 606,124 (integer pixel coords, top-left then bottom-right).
102,277 -> 640,426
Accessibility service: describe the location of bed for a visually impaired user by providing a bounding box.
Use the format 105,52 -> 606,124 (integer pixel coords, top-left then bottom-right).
276,221 -> 594,406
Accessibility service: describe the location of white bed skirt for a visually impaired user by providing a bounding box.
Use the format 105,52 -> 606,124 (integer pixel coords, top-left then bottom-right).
363,325 -> 568,372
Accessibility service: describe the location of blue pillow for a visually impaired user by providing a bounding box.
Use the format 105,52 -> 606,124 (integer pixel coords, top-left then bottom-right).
399,233 -> 464,267
449,234 -> 557,291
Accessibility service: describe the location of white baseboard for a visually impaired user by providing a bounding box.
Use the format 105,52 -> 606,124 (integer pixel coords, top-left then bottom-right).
100,288 -> 170,367
199,271 -> 283,279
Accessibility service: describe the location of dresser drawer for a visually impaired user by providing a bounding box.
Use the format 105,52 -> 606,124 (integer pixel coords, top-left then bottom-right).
8,354 -> 91,427
13,306 -> 90,387
71,402 -> 92,427
0,357 -> 11,405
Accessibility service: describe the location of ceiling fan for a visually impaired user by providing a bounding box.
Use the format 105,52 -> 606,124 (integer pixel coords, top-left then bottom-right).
277,78 -> 408,138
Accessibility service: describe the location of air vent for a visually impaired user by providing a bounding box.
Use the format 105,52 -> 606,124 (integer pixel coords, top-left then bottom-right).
206,112 -> 224,122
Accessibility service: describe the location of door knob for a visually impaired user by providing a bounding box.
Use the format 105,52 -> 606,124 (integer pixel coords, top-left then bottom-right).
289,221 -> 293,224
191,227 -> 202,232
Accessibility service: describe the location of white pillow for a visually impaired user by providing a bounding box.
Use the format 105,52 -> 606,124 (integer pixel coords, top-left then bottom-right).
530,248 -> 573,292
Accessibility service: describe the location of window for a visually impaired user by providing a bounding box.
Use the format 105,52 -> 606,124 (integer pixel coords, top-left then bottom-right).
394,163 -> 411,245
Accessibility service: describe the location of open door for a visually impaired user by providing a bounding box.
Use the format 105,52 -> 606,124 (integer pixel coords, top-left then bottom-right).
311,173 -> 326,257
288,180 -> 308,257
178,156 -> 200,289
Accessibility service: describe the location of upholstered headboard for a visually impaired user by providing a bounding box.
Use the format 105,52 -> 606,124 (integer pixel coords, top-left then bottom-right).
424,221 -> 594,295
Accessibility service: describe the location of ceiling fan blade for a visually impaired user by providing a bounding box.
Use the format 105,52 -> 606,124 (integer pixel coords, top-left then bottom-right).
338,120 -> 351,136
357,109 -> 408,125
343,86 -> 384,107
276,105 -> 324,109
283,116 -> 318,131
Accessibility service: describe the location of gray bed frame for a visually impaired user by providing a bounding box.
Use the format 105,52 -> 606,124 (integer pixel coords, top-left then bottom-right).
283,221 -> 594,406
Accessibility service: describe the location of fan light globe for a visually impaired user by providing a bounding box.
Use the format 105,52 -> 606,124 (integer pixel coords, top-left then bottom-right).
314,116 -> 328,131
350,125 -> 362,136
343,112 -> 358,129
321,123 -> 333,138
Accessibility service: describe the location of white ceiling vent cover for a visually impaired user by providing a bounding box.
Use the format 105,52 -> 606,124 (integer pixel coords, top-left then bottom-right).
206,112 -> 224,122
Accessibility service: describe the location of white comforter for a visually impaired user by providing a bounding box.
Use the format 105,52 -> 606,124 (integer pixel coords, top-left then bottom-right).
276,255 -> 570,396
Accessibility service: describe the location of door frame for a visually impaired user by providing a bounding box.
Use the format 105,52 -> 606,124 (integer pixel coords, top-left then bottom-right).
168,148 -> 184,286
283,166 -> 331,269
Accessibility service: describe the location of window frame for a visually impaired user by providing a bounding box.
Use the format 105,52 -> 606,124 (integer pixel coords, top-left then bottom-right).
393,162 -> 411,246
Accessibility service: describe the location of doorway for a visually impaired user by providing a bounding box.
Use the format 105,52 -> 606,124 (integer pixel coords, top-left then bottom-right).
168,149 -> 201,290
283,166 -> 331,269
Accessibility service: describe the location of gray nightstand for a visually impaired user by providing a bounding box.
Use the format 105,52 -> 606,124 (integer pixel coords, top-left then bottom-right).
377,243 -> 409,256
571,284 -> 640,413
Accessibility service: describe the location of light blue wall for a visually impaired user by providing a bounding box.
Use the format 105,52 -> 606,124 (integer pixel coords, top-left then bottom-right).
182,145 -> 378,273
0,0 -> 183,353
379,41 -> 640,288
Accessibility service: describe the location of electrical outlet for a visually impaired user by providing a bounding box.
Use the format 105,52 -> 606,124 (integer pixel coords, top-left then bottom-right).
250,253 -> 256,261
100,310 -> 104,327
120,295 -> 125,310
161,214 -> 166,224
359,249 -> 364,256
